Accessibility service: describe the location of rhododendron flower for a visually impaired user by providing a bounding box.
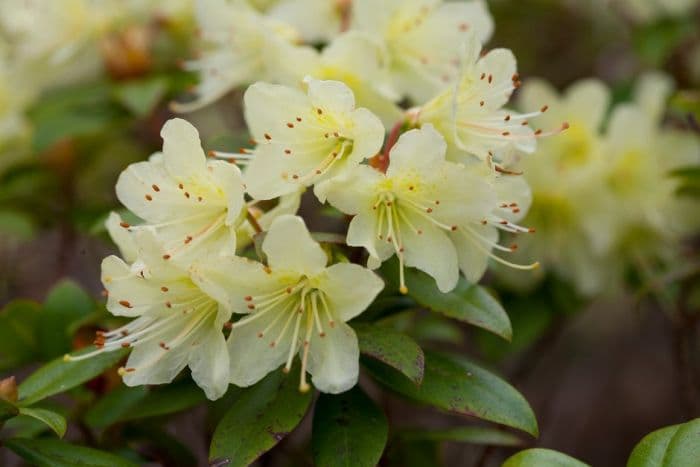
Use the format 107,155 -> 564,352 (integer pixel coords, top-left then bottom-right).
253,0 -> 347,43
243,77 -> 384,200
317,125 -> 536,293
412,31 -> 567,164
115,118 -> 245,266
173,0 -> 317,112
191,215 -> 384,393
351,0 -> 494,104
67,231 -> 231,400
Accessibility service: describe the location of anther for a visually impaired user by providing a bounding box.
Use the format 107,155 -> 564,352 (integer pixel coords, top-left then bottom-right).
119,300 -> 132,308
162,254 -> 171,260
287,123 -> 294,128
145,194 -> 152,201
152,184 -> 160,192
264,133 -> 272,140
244,296 -> 252,301
119,222 -> 130,228
161,286 -> 168,292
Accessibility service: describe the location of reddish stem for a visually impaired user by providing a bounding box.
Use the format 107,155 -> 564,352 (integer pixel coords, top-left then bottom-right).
370,120 -> 404,173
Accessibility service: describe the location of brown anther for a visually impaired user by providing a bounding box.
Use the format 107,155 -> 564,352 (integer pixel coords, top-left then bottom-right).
178,183 -> 184,189
247,304 -> 255,310
502,131 -> 511,136
166,301 -> 172,308
119,222 -> 130,228
417,229 -> 423,235
317,108 -> 323,115
152,184 -> 160,192
534,129 -> 543,136
145,194 -> 153,201
480,101 -> 485,107
287,123 -> 294,128
292,174 -> 299,179
513,208 -> 521,213
426,208 -> 433,213
528,227 -> 537,233
257,332 -> 263,338
121,343 -> 131,348
540,105 -> 549,113
522,121 -> 529,126
480,73 -> 486,80
451,225 -> 458,231
286,287 -> 292,293
244,296 -> 253,301
184,192 -> 190,198
184,236 -> 193,244
198,196 -> 203,202
162,254 -> 171,260
504,115 -> 511,121
315,170 -> 322,175
264,133 -> 272,140
320,332 -> 326,337
333,132 -> 339,137
458,22 -> 468,31
284,149 -> 291,155
488,74 -> 493,84
481,219 -> 488,225
562,122 -> 570,130
270,342 -> 276,348
296,116 -> 302,122
510,244 -> 519,251
161,286 -> 169,292
119,300 -> 132,308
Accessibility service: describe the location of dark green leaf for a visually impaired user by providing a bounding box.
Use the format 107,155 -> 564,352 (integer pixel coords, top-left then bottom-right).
312,387 -> 388,467
0,397 -> 19,422
5,438 -> 138,467
503,448 -> 589,467
84,386 -> 148,429
383,260 -> 511,340
38,280 -> 95,359
400,426 -> 524,447
112,77 -> 168,116
18,348 -> 127,406
117,380 -> 207,423
364,351 -> 538,437
385,439 -> 439,467
0,300 -> 41,371
628,418 -> 700,467
209,368 -> 313,466
354,322 -> 424,384
125,423 -> 198,467
17,407 -> 67,438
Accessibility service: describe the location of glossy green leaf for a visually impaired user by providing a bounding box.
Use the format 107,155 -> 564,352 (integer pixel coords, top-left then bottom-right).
504,448 -> 589,467
5,438 -> 138,467
18,348 -> 127,406
84,386 -> 148,429
117,380 -> 207,423
354,322 -> 424,384
0,300 -> 41,371
38,280 -> 95,359
312,387 -> 388,467
628,418 -> 700,467
364,351 -> 538,437
401,426 -> 523,447
18,407 -> 67,438
209,368 -> 312,466
383,260 -> 511,340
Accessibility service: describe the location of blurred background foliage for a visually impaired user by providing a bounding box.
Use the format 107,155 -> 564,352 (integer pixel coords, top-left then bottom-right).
0,1 -> 699,466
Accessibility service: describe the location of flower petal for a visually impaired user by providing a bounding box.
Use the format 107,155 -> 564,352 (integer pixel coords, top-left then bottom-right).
386,125 -> 447,176
209,160 -> 246,225
306,77 -> 356,115
101,255 -> 163,317
161,118 -> 208,179
263,215 -> 327,275
105,212 -> 138,263
316,263 -> 384,321
451,224 -> 497,283
307,320 -> 359,394
188,327 -> 230,400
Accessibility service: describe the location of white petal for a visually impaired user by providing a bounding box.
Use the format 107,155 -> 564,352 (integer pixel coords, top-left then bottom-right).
401,212 -> 459,293
244,82 -> 309,142
316,263 -> 384,321
386,125 -> 447,176
315,164 -> 382,210
161,118 -> 207,179
565,79 -> 611,132
347,107 -> 385,165
306,78 -> 356,115
209,160 -> 245,225
451,225 -> 497,283
105,212 -> 138,262
227,309 -> 295,387
474,48 -> 517,110
264,215 -> 327,275
188,328 -> 230,400
346,211 -> 394,266
101,255 -> 163,317
307,320 -> 359,394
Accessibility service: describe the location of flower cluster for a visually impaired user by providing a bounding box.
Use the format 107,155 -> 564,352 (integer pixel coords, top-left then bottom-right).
499,73 -> 700,295
67,0 -> 564,399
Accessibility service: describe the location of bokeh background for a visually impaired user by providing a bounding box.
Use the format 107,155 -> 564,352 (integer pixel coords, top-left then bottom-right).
1,1 -> 700,466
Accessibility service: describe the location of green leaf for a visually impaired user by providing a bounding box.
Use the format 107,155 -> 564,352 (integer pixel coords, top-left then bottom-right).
383,260 -> 511,340
503,448 -> 589,467
353,322 -> 424,384
84,386 -> 148,429
18,348 -> 127,406
117,380 -> 207,423
628,418 -> 700,467
312,387 -> 388,467
38,280 -> 95,359
0,300 -> 41,371
5,438 -> 138,467
400,426 -> 524,447
125,423 -> 198,467
364,350 -> 538,437
0,397 -> 19,422
17,407 -> 67,438
112,76 -> 168,116
209,368 -> 313,466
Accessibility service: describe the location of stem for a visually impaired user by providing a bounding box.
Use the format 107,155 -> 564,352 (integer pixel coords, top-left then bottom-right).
247,208 -> 263,234
370,120 -> 405,173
